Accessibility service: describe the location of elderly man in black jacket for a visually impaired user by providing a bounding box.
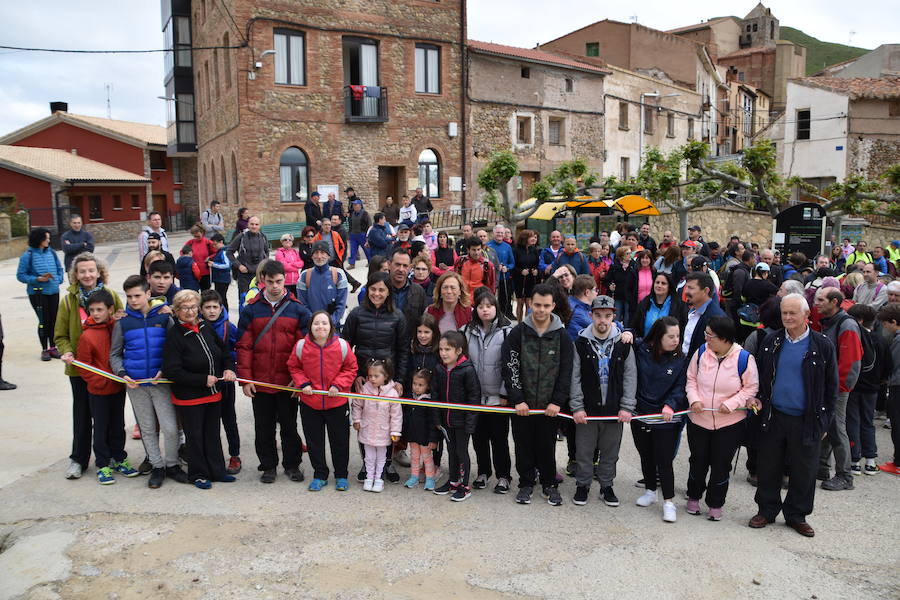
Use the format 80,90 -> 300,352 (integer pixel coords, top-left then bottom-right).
749,293 -> 838,538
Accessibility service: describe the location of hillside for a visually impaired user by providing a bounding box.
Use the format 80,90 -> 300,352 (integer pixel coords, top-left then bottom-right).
780,26 -> 870,75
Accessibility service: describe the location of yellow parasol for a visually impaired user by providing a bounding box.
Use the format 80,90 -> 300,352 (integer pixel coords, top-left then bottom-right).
524,195 -> 658,220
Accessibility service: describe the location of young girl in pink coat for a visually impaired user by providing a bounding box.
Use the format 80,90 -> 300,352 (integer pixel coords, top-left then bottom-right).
275,234 -> 304,298
352,359 -> 403,493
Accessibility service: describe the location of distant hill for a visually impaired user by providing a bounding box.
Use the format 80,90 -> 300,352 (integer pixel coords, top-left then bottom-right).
780,26 -> 870,75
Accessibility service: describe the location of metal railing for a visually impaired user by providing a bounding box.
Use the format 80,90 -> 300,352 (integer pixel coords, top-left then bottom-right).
425,206 -> 503,231
344,86 -> 388,123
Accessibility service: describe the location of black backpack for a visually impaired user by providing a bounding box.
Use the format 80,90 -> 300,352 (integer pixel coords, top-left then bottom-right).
858,326 -> 877,374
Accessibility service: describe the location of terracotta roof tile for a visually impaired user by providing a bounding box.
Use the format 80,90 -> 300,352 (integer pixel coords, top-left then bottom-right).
64,114 -> 167,146
0,145 -> 152,184
467,40 -> 609,74
791,76 -> 900,100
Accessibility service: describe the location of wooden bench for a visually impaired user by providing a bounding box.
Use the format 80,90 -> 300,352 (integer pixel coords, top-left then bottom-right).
258,222 -> 306,248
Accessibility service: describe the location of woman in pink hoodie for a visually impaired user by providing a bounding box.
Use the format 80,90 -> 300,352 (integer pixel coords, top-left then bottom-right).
685,315 -> 759,521
275,234 -> 304,298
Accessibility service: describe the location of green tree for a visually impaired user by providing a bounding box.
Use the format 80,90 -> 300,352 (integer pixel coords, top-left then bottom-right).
476,151 -> 519,224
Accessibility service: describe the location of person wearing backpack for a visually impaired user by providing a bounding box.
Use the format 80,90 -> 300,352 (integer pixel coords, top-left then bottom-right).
846,304 -> 890,476
852,263 -> 888,309
813,287 -> 863,491
297,242 -> 349,329
722,250 -> 755,325
685,316 -> 760,521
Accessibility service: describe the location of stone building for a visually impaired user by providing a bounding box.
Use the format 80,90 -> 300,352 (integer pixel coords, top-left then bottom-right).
667,3 -> 806,113
717,70 -> 771,155
466,41 -> 607,205
539,20 -> 723,155
179,0 -> 465,224
781,77 -> 900,191
602,66 -> 701,179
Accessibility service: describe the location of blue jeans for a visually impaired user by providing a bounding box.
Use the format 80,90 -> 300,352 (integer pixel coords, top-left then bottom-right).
348,233 -> 369,266
614,298 -> 630,328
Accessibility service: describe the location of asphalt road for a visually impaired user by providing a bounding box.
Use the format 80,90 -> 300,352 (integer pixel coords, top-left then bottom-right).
0,234 -> 897,599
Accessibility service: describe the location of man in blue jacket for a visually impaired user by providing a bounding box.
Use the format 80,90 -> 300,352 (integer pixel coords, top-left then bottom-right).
487,224 -> 515,318
60,214 -> 95,271
538,230 -> 564,275
298,242 -> 349,328
366,212 -> 393,257
552,237 -> 590,275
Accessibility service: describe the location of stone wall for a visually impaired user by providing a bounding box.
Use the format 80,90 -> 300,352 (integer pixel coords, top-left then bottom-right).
650,206 -> 775,246
85,220 -> 146,244
649,206 -> 900,251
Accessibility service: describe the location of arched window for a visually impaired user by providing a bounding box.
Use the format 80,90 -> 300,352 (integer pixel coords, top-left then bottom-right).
220,156 -> 228,204
279,147 -> 309,203
231,152 -> 239,204
210,160 -> 217,202
417,148 -> 440,198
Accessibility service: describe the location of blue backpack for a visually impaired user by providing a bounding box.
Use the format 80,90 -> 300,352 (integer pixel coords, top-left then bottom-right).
697,344 -> 750,379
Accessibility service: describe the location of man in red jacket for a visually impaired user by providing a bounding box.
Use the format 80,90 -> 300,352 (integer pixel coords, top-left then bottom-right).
236,260 -> 311,484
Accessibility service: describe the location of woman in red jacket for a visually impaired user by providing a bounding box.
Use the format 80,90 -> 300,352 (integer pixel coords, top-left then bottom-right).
186,225 -> 216,290
288,310 -> 358,492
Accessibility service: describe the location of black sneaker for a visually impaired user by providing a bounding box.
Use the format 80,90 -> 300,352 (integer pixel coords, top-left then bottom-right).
433,481 -> 455,495
473,474 -> 488,489
746,474 -> 758,487
0,379 -> 17,390
493,477 -> 510,494
543,486 -> 562,506
600,486 -> 620,507
148,467 -> 165,489
515,486 -> 533,504
634,478 -> 646,488
286,467 -> 305,482
821,475 -> 853,491
260,469 -> 277,484
384,463 -> 400,483
450,486 -> 471,502
356,467 -> 367,483
565,459 -> 577,477
138,456 -> 152,475
573,485 -> 589,506
166,465 -> 189,484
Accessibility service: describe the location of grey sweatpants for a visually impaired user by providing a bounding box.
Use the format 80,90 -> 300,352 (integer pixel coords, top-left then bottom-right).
575,420 -> 623,488
129,384 -> 179,469
821,391 -> 851,481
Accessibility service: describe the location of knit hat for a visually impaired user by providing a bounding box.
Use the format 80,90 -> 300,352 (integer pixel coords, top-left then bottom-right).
311,241 -> 330,255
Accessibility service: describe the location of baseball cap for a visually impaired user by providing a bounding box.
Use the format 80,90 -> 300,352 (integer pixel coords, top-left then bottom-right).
680,240 -> 699,249
755,262 -> 770,272
310,191 -> 320,198
590,295 -> 615,311
688,225 -> 702,232
398,224 -> 410,232
690,256 -> 708,270
147,232 -> 162,240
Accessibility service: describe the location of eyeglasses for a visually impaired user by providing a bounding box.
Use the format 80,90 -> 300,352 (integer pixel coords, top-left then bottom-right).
703,330 -> 717,339
177,305 -> 199,313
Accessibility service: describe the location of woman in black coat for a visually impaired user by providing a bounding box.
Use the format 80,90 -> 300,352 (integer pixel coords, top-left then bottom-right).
512,229 -> 541,322
604,246 -> 635,325
162,290 -> 236,489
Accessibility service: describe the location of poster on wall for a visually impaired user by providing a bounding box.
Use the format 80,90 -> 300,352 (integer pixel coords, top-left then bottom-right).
771,203 -> 826,260
316,184 -> 340,203
576,215 -> 596,248
556,215 -> 575,238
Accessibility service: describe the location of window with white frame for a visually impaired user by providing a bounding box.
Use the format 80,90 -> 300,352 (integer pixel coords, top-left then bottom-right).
279,147 -> 309,203
415,44 -> 440,94
418,149 -> 440,198
274,30 -> 305,85
742,93 -> 754,136
515,115 -> 533,145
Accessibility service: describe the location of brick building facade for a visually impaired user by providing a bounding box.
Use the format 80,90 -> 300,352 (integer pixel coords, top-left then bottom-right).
187,0 -> 466,224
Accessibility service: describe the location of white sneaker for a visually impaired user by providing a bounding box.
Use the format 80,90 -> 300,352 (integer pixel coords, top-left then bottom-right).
636,489 -> 658,507
663,500 -> 677,522
65,460 -> 83,479
372,479 -> 384,493
393,449 -> 411,468
363,478 -> 374,492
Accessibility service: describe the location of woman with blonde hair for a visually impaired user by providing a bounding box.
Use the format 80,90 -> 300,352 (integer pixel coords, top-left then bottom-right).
426,271 -> 472,332
55,252 -> 125,479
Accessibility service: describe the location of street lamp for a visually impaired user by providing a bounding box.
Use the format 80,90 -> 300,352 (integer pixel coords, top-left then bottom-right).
638,91 -> 681,169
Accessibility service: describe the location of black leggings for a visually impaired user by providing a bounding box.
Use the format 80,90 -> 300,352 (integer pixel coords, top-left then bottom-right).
214,282 -> 230,312
631,421 -> 679,499
29,293 -> 59,350
447,427 -> 472,486
686,420 -> 744,508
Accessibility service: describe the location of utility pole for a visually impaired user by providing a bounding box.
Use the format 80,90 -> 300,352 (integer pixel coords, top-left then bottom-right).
104,83 -> 113,119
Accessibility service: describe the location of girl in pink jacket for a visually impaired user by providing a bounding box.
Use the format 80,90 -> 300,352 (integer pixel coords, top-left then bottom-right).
685,316 -> 759,521
352,359 -> 403,493
275,234 -> 304,298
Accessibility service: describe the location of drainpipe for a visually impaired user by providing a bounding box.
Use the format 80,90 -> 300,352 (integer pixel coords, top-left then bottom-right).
459,0 -> 467,210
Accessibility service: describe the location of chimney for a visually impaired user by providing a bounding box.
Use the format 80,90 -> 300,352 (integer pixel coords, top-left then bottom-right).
50,101 -> 68,114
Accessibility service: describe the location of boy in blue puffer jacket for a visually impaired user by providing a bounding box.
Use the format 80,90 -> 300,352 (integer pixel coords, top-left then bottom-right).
109,275 -> 185,489
201,289 -> 241,474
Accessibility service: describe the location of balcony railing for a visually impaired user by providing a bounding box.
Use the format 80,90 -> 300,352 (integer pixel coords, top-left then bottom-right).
344,86 -> 388,123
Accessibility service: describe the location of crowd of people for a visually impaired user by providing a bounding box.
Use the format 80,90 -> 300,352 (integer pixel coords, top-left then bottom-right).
15,199 -> 900,537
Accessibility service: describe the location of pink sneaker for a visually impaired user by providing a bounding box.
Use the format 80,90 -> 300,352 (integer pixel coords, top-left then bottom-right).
685,498 -> 701,515
707,507 -> 723,521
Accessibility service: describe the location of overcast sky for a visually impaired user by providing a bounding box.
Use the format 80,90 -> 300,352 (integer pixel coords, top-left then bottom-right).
0,0 -> 895,136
